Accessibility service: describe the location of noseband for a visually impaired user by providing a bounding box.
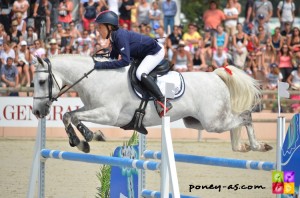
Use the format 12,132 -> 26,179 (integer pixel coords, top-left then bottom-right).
33,58 -> 62,102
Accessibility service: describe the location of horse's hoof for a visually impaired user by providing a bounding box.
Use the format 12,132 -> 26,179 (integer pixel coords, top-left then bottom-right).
77,140 -> 90,153
258,143 -> 273,152
93,130 -> 106,141
233,143 -> 251,152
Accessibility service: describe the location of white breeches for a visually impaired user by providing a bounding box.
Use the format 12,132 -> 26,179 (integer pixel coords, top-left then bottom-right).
136,43 -> 165,81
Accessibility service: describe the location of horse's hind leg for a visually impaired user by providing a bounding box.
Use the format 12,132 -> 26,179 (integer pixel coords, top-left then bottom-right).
230,127 -> 251,152
241,110 -> 273,152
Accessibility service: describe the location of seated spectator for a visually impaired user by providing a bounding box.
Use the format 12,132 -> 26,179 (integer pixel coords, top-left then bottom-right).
223,0 -> 238,39
0,23 -> 8,44
8,20 -> 23,45
47,39 -> 60,57
166,25 -> 183,60
79,43 -> 90,56
69,21 -> 82,39
12,0 -> 29,20
193,27 -> 213,70
246,50 -> 258,78
288,27 -> 300,54
212,46 -> 228,69
16,40 -> 30,87
256,25 -> 270,70
171,40 -> 193,72
252,14 -> 270,35
52,23 -> 65,47
62,45 -> 73,54
232,23 -> 248,69
80,0 -> 99,31
0,41 -> 16,65
277,44 -> 293,82
76,30 -> 92,52
23,26 -> 38,47
281,22 -> 293,39
287,64 -> 300,113
266,63 -> 282,90
271,27 -> 283,53
60,25 -> 74,50
1,57 -> 19,96
153,24 -> 166,49
88,22 -> 99,40
213,25 -> 228,52
33,0 -> 52,38
262,43 -> 276,75
15,12 -> 26,35
58,0 -> 73,28
182,23 -> 202,54
32,39 -> 46,58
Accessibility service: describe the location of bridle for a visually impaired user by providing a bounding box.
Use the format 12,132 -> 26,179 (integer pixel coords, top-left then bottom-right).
33,58 -> 62,103
33,49 -> 110,103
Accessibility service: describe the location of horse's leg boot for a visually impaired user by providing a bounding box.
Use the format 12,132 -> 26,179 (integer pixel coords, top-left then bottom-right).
66,124 -> 80,147
77,122 -> 94,142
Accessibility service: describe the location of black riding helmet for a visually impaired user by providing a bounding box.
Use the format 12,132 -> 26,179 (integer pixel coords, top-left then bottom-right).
95,11 -> 119,39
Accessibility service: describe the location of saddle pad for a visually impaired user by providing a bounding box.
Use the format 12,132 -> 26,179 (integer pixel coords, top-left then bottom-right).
134,71 -> 185,100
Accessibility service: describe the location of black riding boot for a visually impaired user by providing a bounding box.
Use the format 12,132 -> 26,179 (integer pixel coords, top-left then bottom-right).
140,73 -> 172,117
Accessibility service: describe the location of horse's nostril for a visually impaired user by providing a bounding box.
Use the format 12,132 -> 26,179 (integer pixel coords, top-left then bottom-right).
34,110 -> 40,116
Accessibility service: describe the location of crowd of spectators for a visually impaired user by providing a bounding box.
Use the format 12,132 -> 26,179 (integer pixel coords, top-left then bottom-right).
0,0 -> 299,111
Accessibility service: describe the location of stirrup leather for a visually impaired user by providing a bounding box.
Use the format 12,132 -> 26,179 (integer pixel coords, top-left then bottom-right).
154,100 -> 173,117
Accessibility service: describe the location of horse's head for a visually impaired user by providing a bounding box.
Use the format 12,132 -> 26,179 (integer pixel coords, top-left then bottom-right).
32,56 -> 60,118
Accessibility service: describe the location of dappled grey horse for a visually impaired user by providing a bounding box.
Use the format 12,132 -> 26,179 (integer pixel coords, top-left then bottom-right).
32,55 -> 272,153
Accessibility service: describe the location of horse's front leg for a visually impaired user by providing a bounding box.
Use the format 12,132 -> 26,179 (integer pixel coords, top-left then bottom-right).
62,112 -> 80,147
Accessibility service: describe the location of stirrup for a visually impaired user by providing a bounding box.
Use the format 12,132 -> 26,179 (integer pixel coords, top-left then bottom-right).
155,100 -> 172,117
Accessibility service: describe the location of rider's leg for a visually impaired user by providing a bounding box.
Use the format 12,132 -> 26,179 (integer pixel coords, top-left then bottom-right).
136,44 -> 172,116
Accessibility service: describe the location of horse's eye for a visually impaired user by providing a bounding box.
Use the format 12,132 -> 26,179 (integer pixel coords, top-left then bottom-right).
39,80 -> 46,85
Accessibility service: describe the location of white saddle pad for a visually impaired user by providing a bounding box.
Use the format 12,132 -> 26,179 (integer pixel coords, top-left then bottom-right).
134,71 -> 185,100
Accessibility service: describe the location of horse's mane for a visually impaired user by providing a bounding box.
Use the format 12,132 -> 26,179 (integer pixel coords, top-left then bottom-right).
49,54 -> 109,62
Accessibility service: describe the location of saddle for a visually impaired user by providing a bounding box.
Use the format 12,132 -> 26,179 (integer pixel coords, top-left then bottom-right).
121,58 -> 172,135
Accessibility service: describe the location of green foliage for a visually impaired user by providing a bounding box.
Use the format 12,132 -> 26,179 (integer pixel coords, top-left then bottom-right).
95,131 -> 139,197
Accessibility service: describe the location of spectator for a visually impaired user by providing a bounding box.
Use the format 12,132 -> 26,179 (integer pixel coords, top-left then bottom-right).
0,42 -> 16,65
149,1 -> 162,32
233,0 -> 241,15
136,0 -> 150,26
107,0 -> 119,15
62,45 -> 73,54
1,57 -> 19,96
232,23 -> 248,69
144,24 -> 155,38
277,0 -> 295,31
52,23 -> 65,47
281,22 -> 293,39
0,23 -> 8,45
119,0 -> 134,30
253,0 -> 273,32
263,43 -> 276,70
58,0 -> 73,28
203,0 -> 225,34
166,25 -> 183,60
49,0 -> 60,31
265,63 -> 283,90
15,12 -> 26,35
162,0 -> 177,34
194,27 -> 213,70
271,27 -> 283,53
33,0 -> 52,38
98,0 -> 109,13
12,0 -> 29,20
61,25 -> 74,50
153,24 -> 166,52
252,14 -> 270,35
15,40 -> 30,87
287,64 -> 300,90
223,0 -> 239,39
23,26 -> 38,47
212,46 -> 228,69
80,0 -> 99,31
243,0 -> 254,35
130,0 -> 139,27
171,40 -> 193,72
76,30 -> 92,52
213,25 -> 229,52
246,50 -> 258,78
8,20 -> 23,45
0,0 -> 12,33
182,23 -> 202,54
277,44 -> 293,82
47,38 -> 60,57
69,20 -> 82,39
288,27 -> 300,54
32,39 -> 46,58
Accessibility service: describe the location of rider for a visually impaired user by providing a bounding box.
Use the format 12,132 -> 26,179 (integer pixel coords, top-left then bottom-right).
94,10 -> 172,117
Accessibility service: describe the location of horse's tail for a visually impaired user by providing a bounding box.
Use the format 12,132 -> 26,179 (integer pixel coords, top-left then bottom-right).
214,66 -> 261,113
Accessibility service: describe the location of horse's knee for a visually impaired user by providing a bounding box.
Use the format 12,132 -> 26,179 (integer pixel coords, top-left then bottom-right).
240,110 -> 252,125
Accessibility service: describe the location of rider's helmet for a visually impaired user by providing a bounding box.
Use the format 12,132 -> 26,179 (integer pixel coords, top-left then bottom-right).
95,10 -> 119,30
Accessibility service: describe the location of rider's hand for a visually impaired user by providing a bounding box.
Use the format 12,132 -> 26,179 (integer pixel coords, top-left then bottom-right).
94,62 -> 104,70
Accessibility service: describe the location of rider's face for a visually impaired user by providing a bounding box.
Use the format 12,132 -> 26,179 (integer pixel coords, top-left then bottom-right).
98,24 -> 109,39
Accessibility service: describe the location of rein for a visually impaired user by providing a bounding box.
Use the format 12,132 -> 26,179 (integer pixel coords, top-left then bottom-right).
34,49 -> 111,103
